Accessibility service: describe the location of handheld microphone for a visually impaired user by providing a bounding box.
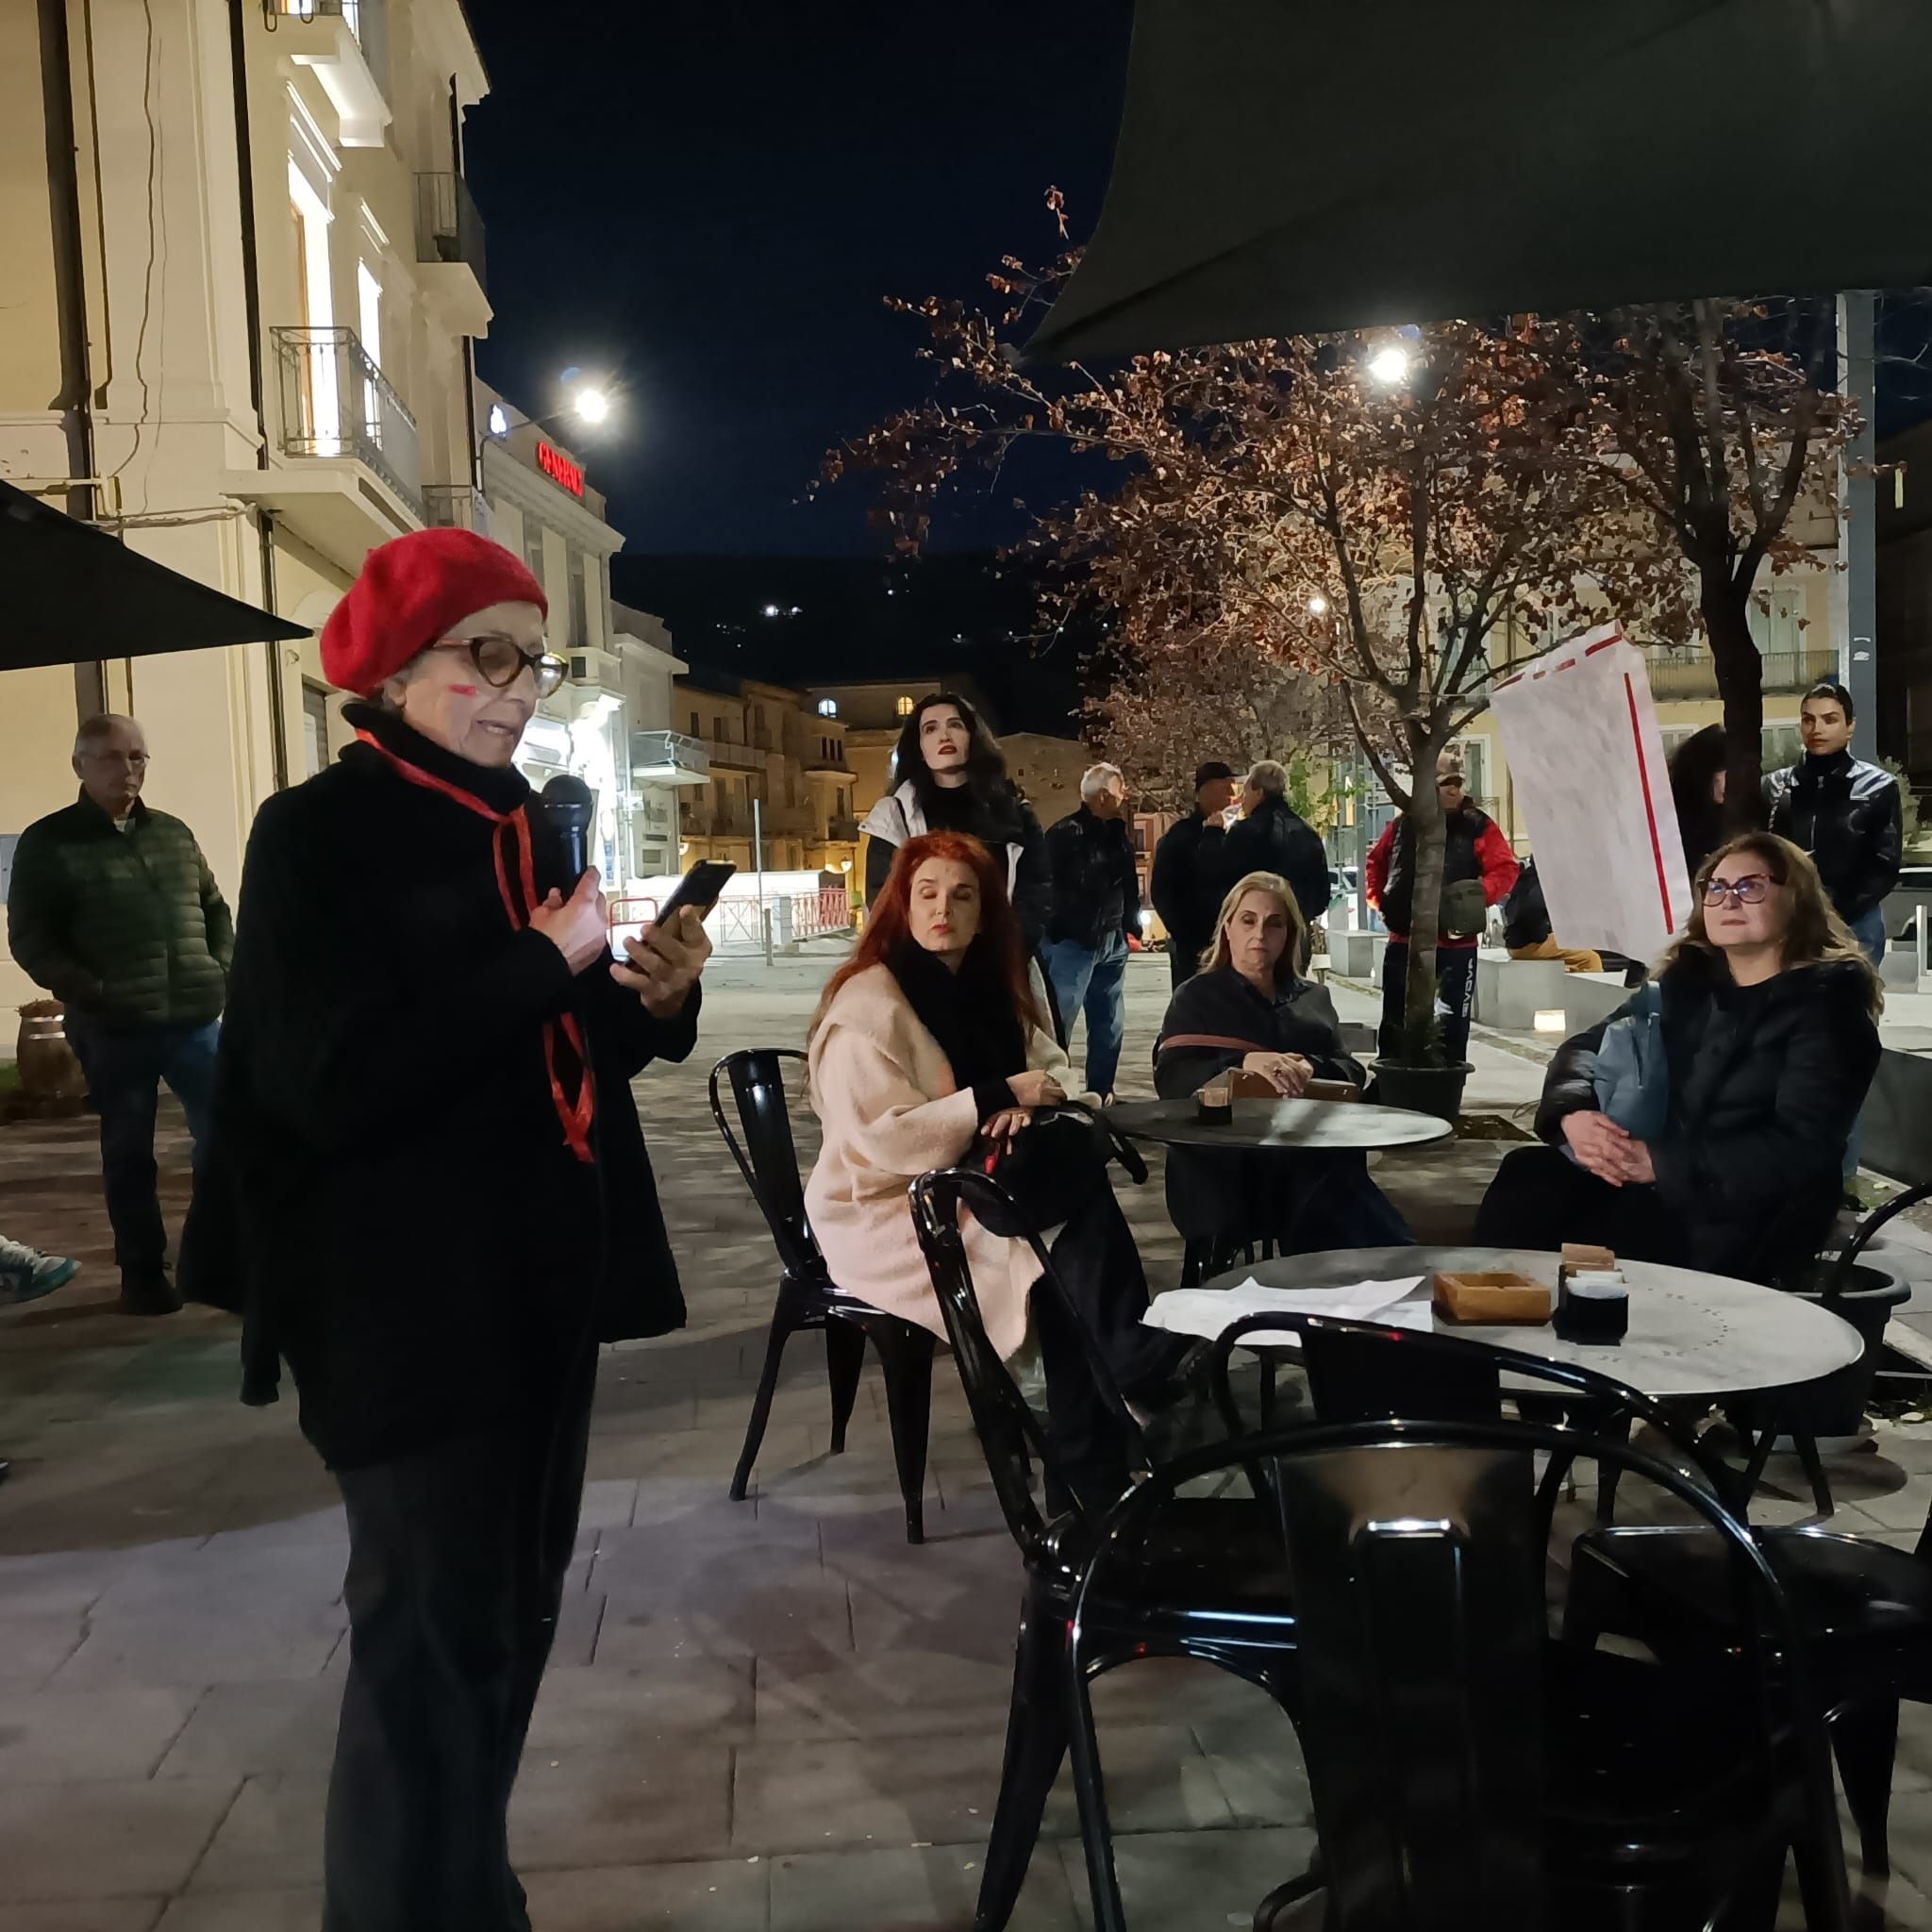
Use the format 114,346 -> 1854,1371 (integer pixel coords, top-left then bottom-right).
531,774 -> 595,896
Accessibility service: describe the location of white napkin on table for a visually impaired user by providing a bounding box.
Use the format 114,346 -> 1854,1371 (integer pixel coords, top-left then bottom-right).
1142,1275 -> 1429,1349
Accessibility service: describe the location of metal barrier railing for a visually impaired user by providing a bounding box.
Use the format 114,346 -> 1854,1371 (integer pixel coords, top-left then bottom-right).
607,888 -> 854,957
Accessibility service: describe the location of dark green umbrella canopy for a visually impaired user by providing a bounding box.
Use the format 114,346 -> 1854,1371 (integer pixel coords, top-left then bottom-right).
1030,0 -> 1932,360
0,478 -> 308,671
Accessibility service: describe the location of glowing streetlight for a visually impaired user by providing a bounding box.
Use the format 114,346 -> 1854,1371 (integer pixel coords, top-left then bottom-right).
1367,344 -> 1410,386
486,402 -> 510,439
573,386 -> 610,425
762,603 -> 782,618
1307,593 -> 1329,617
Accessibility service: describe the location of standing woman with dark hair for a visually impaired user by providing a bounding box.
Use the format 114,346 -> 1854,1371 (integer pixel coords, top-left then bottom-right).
859,692 -> 1052,948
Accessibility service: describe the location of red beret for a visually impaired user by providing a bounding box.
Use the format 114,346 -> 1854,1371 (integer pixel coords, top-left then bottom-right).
321,528 -> 548,697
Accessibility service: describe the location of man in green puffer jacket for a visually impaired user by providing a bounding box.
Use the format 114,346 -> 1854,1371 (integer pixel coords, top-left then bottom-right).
8,715 -> 233,1314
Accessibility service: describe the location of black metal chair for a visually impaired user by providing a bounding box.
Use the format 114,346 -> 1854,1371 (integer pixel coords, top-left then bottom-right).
1567,1489 -> 1932,1882
1067,1316 -> 1853,1932
710,1050 -> 936,1544
909,1167 -> 1296,1932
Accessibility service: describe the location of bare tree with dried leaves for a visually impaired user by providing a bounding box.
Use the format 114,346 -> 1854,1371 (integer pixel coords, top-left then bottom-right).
826,234 -> 1847,1054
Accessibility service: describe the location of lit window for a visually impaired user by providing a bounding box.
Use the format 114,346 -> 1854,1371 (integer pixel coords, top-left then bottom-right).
894,695 -> 914,717
817,698 -> 838,717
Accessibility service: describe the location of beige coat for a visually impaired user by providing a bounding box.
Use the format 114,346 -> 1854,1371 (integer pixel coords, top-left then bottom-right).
805,962 -> 1076,1360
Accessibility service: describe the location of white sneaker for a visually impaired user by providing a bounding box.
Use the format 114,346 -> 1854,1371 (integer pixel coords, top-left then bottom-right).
0,1240 -> 80,1306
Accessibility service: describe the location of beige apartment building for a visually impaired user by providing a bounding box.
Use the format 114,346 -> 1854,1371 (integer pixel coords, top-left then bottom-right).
674,674 -> 861,881
0,0 -> 494,1010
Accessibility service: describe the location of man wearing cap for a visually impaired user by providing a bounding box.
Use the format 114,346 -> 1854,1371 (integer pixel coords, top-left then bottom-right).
1150,761 -> 1238,991
182,527 -> 712,1932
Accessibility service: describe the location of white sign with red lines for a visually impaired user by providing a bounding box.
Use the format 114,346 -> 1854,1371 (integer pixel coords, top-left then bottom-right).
1489,624 -> 1691,963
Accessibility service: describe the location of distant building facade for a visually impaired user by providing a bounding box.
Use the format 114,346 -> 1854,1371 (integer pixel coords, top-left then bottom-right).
675,671 -> 861,882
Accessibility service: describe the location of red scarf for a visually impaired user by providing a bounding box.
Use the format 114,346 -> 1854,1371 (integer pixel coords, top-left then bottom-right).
356,729 -> 595,1164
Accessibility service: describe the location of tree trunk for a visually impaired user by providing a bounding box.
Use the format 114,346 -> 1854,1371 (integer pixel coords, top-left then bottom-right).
1702,572 -> 1768,834
1402,786 -> 1449,1058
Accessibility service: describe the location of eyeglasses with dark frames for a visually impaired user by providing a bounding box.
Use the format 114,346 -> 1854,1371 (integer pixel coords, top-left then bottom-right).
432,634 -> 568,699
1703,872 -> 1779,907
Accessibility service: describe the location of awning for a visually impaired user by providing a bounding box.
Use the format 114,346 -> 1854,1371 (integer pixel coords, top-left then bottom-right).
1030,0 -> 1932,360
0,478 -> 310,672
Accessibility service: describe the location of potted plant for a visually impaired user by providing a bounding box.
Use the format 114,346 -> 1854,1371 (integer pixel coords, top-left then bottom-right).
1370,1011 -> 1471,1124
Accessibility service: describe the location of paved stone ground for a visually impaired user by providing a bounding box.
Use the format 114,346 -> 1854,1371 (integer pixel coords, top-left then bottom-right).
1,951 -> 1930,1929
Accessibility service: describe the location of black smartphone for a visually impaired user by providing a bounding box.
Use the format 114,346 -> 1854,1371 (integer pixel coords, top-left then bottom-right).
653,859 -> 736,925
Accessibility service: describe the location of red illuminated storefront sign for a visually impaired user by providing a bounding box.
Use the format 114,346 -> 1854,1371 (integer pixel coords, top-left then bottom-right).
537,441 -> 585,497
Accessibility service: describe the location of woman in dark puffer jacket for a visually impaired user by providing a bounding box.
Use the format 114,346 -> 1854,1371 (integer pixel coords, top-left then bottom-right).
1475,832 -> 1882,1285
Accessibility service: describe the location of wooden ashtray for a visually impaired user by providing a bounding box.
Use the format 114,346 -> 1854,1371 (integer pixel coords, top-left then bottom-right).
1432,1270 -> 1552,1325
1560,1242 -> 1617,1272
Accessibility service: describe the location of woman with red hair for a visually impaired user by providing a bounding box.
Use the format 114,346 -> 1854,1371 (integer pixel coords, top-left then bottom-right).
808,832 -> 1179,1499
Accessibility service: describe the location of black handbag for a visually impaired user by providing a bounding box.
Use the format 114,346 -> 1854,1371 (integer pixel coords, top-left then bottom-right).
969,1101 -> 1147,1237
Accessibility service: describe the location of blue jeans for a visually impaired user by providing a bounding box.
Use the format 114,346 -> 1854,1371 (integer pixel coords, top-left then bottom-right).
1043,933 -> 1129,1095
63,1016 -> 220,1280
1850,906 -> 1888,968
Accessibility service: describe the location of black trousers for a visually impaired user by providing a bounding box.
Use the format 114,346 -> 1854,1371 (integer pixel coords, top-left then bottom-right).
1035,1182 -> 1181,1503
1473,1144 -> 1691,1267
323,1361 -> 594,1932
1377,941 -> 1478,1061
1475,1142 -> 1837,1287
1167,941 -> 1204,995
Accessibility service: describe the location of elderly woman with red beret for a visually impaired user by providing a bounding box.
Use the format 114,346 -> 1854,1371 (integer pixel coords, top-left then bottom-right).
183,527 -> 710,1932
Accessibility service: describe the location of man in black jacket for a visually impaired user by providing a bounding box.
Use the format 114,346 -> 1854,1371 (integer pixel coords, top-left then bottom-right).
1765,680 -> 1902,965
1150,759 -> 1237,991
1216,759 -> 1331,933
1043,762 -> 1141,1095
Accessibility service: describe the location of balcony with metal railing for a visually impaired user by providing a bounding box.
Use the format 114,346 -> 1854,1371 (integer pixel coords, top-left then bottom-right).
225,325 -> 422,553
414,173 -> 490,334
630,729 -> 710,784
280,0 -> 391,146
1643,647 -> 1838,703
421,484 -> 491,535
271,325 -> 422,517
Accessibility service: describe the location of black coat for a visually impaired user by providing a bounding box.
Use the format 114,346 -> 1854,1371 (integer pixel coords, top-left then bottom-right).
1153,967 -> 1376,1242
1044,806 -> 1141,948
1536,953 -> 1880,1281
1216,797 -> 1330,929
862,781 -> 1052,947
1764,751 -> 1904,925
181,707 -> 700,1470
1502,858 -> 1551,952
1149,811 -> 1228,961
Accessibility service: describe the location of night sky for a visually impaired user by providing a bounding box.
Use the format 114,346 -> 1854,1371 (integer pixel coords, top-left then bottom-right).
460,1 -> 1133,561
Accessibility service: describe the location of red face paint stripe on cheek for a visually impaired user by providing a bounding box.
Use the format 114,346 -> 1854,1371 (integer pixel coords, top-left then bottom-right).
448,684 -> 479,696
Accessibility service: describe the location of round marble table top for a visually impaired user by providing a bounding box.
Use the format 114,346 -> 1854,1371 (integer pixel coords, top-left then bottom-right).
1170,1245 -> 1865,1398
1104,1096 -> 1452,1153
